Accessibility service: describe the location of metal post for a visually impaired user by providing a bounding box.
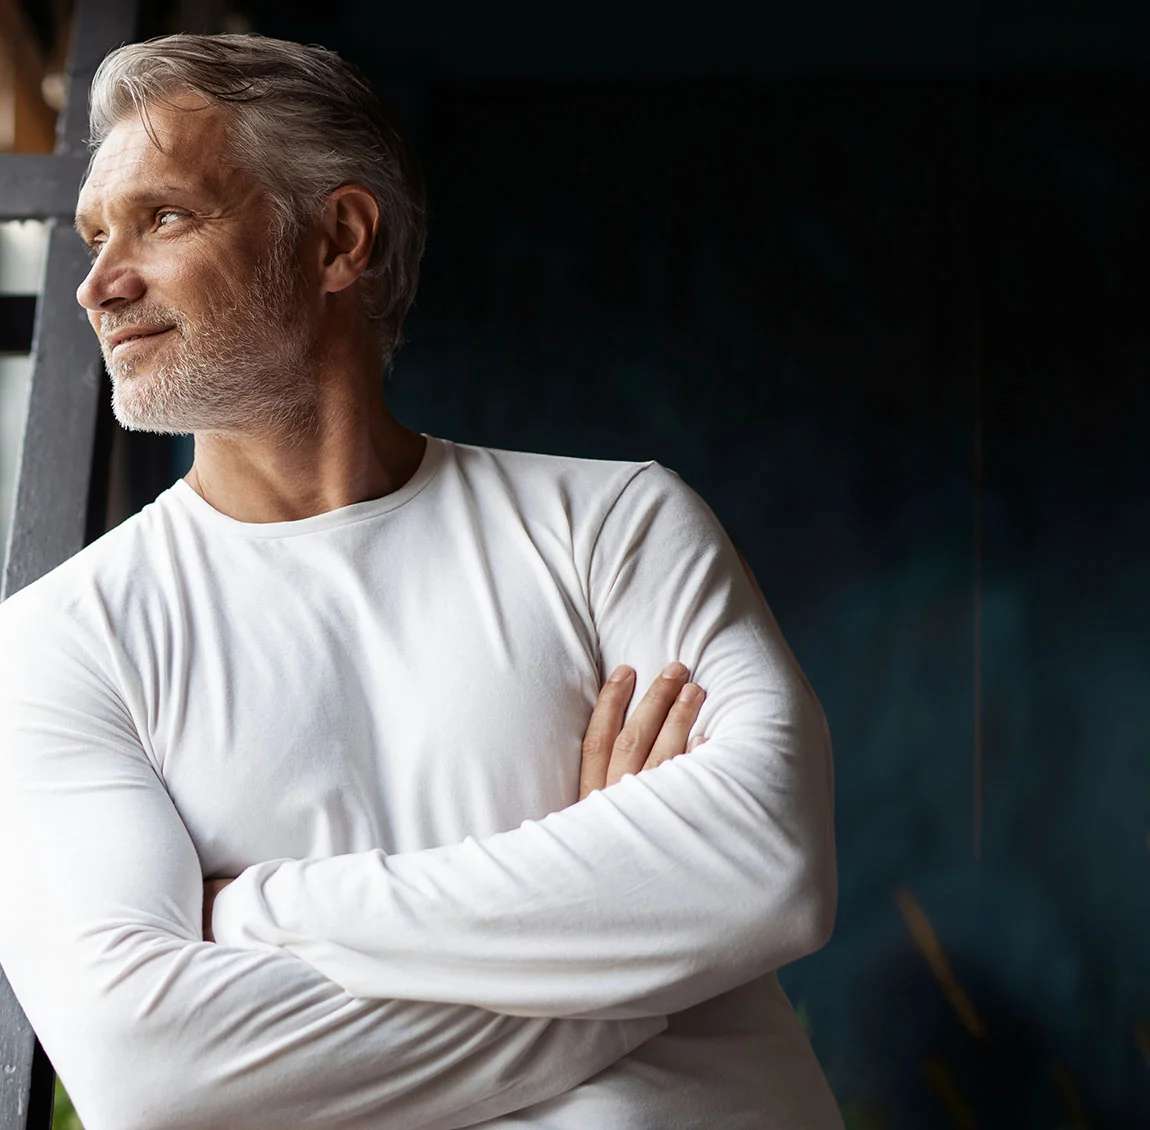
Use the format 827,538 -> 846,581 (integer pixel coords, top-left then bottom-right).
0,2 -> 139,1125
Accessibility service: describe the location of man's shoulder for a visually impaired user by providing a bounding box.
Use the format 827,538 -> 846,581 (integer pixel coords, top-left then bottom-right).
448,437 -> 651,482
442,438 -> 684,520
0,485 -> 181,634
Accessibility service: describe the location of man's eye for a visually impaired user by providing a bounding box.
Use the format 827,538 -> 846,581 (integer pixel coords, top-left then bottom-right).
156,210 -> 184,227
86,241 -> 104,260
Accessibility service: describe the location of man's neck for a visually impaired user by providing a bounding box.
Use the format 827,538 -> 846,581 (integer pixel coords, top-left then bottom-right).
184,377 -> 427,525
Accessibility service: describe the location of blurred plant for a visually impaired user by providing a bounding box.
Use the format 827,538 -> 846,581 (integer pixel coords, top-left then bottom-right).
53,1077 -> 82,1130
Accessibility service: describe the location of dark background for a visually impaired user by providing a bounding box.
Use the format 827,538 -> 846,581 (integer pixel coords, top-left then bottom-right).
122,1 -> 1150,1125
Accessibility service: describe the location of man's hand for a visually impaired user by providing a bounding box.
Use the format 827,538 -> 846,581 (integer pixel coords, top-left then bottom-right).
202,878 -> 232,942
578,662 -> 706,800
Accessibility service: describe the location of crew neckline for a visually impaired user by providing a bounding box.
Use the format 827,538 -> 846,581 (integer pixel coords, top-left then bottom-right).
168,434 -> 446,539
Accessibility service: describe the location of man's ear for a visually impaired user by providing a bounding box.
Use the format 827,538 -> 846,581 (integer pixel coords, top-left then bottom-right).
316,184 -> 380,295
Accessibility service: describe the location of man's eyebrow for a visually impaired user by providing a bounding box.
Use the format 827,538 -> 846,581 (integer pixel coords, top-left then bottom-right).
74,185 -> 205,236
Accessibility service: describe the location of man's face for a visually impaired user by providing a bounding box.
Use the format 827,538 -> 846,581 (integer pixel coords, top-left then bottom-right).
74,97 -> 316,435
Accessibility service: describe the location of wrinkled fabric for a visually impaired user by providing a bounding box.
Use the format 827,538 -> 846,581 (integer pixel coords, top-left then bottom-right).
0,436 -> 841,1129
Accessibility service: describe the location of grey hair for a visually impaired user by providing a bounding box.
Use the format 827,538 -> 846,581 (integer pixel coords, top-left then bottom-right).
87,33 -> 427,371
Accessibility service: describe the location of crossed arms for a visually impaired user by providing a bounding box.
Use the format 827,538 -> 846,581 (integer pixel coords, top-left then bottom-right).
0,464 -> 836,1130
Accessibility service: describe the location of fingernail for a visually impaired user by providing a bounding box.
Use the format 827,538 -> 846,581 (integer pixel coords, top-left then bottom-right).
688,734 -> 709,751
677,683 -> 701,704
609,664 -> 635,683
661,661 -> 688,680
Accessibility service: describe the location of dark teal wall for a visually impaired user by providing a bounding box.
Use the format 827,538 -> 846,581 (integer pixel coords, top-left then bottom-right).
242,5 -> 1150,1124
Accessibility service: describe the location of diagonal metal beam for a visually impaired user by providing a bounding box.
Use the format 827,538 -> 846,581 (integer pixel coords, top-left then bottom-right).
1,219 -> 105,599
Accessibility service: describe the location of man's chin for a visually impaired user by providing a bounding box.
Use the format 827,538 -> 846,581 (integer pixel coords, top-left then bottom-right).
111,403 -> 193,436
110,381 -> 296,437
111,376 -> 192,435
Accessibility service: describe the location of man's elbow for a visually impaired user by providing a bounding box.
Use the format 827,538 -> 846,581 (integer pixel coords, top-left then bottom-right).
783,713 -> 838,958
781,850 -> 838,962
738,846 -> 837,970
55,1012 -> 225,1130
64,1052 -> 200,1130
796,866 -> 837,957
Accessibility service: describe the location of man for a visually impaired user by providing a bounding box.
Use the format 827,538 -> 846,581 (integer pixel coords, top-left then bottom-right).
0,33 -> 841,1130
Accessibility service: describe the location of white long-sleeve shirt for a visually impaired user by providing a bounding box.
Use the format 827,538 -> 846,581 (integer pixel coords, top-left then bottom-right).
0,436 -> 842,1129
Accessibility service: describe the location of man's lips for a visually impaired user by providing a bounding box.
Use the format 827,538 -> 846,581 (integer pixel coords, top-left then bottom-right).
106,326 -> 175,353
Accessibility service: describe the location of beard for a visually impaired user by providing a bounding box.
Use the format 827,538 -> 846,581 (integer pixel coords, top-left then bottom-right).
102,243 -> 319,437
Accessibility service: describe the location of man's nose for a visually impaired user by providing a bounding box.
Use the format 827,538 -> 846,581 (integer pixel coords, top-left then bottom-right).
75,242 -> 146,311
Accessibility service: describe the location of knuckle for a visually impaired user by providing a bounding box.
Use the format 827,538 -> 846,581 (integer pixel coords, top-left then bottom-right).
644,678 -> 679,704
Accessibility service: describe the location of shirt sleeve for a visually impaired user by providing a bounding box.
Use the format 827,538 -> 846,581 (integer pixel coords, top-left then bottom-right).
212,463 -> 838,1021
0,595 -> 664,1130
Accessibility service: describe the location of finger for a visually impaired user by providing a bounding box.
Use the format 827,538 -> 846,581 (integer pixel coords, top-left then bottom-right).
605,661 -> 689,787
579,665 -> 636,799
687,733 -> 709,752
643,683 -> 707,771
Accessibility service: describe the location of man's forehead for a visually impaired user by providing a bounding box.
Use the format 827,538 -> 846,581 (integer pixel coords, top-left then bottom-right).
76,102 -> 237,219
